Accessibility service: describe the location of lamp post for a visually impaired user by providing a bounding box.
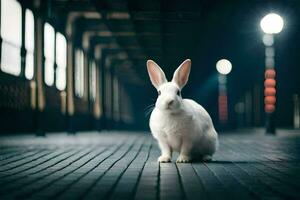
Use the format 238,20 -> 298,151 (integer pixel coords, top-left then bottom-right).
216,59 -> 232,125
260,13 -> 284,134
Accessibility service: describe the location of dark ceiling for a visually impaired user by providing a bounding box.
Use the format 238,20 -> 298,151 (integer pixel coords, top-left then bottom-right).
35,0 -> 300,128
48,0 -> 300,83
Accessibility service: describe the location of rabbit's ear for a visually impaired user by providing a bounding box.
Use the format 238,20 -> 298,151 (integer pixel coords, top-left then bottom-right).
146,60 -> 167,89
172,59 -> 191,89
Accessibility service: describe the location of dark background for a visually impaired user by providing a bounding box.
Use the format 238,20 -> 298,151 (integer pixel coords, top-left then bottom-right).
0,0 -> 300,133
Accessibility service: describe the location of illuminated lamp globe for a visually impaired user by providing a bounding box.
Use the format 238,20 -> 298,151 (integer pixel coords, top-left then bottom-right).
216,59 -> 232,75
260,13 -> 284,34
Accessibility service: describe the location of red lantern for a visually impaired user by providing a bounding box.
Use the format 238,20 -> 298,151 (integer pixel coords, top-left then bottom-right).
265,96 -> 276,104
264,69 -> 276,115
218,94 -> 228,122
265,69 -> 276,79
264,88 -> 276,96
264,78 -> 276,87
265,104 -> 275,113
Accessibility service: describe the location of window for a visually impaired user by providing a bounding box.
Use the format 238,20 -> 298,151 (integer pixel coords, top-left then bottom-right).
44,23 -> 55,86
75,49 -> 84,97
0,0 -> 22,76
89,60 -> 96,101
55,32 -> 67,91
25,9 -> 34,79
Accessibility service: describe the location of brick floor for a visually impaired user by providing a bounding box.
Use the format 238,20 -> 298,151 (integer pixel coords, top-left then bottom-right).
0,130 -> 300,200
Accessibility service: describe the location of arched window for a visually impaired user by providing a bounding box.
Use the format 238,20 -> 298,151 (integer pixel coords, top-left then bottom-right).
55,32 -> 67,91
44,23 -> 55,86
0,0 -> 22,76
89,60 -> 96,101
25,9 -> 35,80
75,49 -> 84,97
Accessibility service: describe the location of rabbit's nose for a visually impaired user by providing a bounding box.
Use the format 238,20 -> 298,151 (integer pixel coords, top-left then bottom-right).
167,100 -> 174,107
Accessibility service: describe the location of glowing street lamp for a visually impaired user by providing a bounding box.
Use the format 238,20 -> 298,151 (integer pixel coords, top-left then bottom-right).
216,59 -> 232,75
260,13 -> 284,34
216,59 -> 232,124
260,13 -> 284,134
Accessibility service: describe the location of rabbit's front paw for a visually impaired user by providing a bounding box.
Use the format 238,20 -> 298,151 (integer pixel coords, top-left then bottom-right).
158,155 -> 171,163
176,155 -> 191,163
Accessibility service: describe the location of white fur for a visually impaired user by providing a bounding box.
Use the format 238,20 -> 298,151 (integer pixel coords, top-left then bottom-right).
147,59 -> 218,163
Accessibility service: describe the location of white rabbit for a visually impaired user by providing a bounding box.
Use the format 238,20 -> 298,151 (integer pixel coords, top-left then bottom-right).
147,59 -> 218,163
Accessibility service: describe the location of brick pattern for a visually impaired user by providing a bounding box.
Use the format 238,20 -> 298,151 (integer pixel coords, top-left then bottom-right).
0,131 -> 300,200
0,81 -> 30,110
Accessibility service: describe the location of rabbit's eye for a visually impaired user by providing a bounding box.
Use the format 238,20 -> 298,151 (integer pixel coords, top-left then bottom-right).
158,90 -> 161,96
177,90 -> 181,96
